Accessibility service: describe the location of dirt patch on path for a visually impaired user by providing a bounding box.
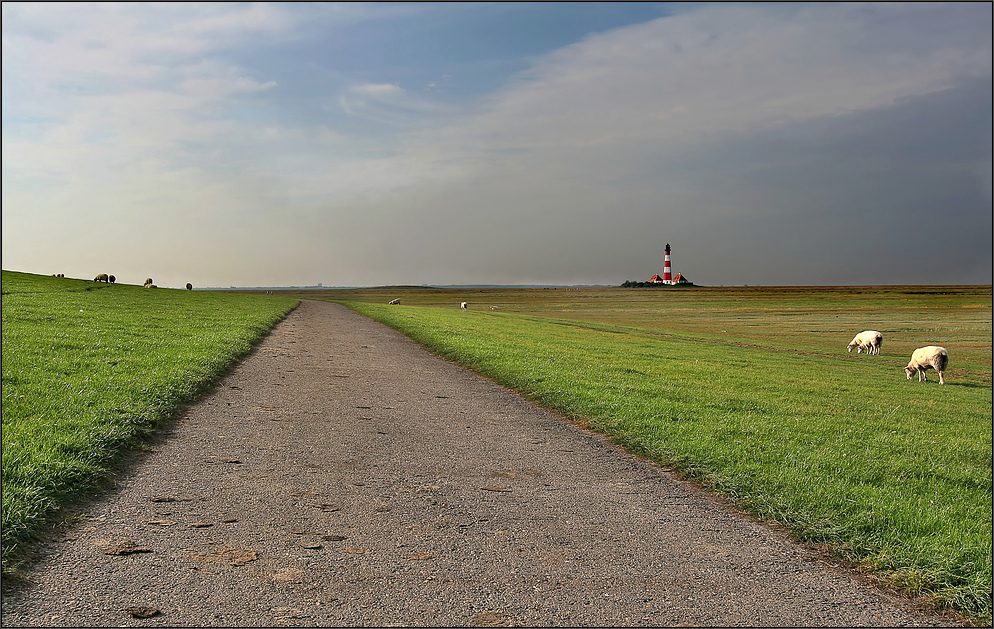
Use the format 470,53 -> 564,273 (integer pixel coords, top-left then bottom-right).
1,300 -> 959,627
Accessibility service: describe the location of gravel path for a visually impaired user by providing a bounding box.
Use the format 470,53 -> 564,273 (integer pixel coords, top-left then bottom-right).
1,300 -> 958,627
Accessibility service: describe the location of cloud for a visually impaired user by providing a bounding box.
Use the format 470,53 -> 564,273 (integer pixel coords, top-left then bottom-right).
1,3 -> 295,88
2,4 -> 296,190
2,2 -> 991,288
350,83 -> 405,98
338,82 -> 455,128
181,75 -> 279,99
293,2 -> 992,286
421,3 -> 989,158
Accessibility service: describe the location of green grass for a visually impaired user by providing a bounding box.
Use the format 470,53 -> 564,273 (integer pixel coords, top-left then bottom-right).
3,276 -> 990,622
299,284 -> 992,624
1,271 -> 297,569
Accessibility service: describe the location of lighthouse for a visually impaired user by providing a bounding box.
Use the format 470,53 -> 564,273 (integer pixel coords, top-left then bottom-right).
663,243 -> 672,284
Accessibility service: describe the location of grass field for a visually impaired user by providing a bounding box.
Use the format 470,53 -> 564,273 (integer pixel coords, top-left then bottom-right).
3,275 -> 990,623
1,271 -> 298,569
268,283 -> 991,623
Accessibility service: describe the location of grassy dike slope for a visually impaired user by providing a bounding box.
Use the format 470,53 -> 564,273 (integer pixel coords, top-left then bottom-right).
1,271 -> 297,569
341,288 -> 992,624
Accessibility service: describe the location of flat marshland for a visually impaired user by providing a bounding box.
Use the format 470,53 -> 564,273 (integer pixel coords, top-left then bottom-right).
1,271 -> 298,570
286,283 -> 990,623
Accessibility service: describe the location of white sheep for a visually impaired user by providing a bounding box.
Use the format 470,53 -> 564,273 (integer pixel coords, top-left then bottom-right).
460,302 -> 467,310
905,346 -> 948,385
847,330 -> 883,355
490,305 -> 499,310
389,299 -> 401,305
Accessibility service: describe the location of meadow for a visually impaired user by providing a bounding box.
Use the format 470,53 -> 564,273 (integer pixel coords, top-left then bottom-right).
1,271 -> 298,569
2,274 -> 990,623
281,283 -> 991,623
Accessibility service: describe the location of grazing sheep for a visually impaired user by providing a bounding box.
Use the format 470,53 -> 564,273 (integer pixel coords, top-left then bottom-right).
94,273 -> 109,283
109,275 -> 116,283
490,305 -> 500,310
905,346 -> 948,385
186,283 -> 193,290
460,302 -> 468,310
847,330 -> 883,355
389,299 -> 401,305
144,278 -> 153,287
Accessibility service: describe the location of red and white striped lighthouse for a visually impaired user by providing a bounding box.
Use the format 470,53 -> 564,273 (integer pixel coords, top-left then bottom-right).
663,243 -> 672,284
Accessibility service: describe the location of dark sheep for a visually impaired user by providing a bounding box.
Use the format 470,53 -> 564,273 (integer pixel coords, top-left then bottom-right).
186,283 -> 193,290
144,278 -> 153,287
109,275 -> 116,284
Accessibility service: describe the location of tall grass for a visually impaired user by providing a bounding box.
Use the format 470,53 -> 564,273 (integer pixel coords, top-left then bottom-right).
1,271 -> 297,568
338,287 -> 991,624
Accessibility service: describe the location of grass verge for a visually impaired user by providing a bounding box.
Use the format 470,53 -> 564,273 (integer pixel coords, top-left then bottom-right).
1,271 -> 297,570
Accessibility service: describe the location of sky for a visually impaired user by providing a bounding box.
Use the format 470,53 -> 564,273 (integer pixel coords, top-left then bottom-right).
2,2 -> 991,289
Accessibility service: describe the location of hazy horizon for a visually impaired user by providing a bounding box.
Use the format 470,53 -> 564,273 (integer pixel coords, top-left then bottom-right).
3,3 -> 991,290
